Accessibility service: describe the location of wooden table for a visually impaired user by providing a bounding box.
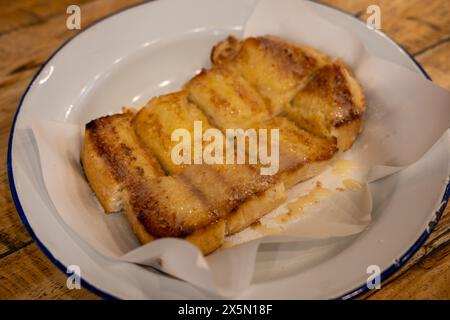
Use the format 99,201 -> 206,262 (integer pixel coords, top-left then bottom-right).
0,0 -> 449,300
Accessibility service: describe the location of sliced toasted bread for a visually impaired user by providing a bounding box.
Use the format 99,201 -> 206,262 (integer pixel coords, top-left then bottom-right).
285,60 -> 365,150
211,36 -> 331,114
184,62 -> 337,188
81,36 -> 365,255
82,112 -> 165,213
185,65 -> 271,128
257,117 -> 337,187
83,101 -> 283,254
131,91 -> 212,174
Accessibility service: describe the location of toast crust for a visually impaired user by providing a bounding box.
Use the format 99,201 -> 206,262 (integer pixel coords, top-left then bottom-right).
82,112 -> 164,213
286,60 -> 365,150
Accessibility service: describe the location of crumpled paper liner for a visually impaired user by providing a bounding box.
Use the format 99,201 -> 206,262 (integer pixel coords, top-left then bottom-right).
30,0 -> 450,297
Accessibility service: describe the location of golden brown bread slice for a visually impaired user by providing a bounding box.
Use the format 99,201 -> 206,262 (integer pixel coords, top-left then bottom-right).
211,35 -> 242,65
184,61 -> 337,188
179,164 -> 286,238
82,35 -> 365,255
81,112 -> 225,251
132,91 -> 213,174
184,65 -> 271,128
132,91 -> 275,197
179,164 -> 275,217
83,96 -> 285,254
211,36 -> 331,114
81,112 -> 165,213
225,182 -> 285,234
81,113 -> 155,245
82,113 -> 213,247
132,91 -> 283,227
211,36 -> 365,151
285,60 -> 365,150
259,117 -> 337,188
131,176 -> 217,238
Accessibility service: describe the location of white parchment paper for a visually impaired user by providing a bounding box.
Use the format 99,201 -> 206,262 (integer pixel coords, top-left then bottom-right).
31,0 -> 450,297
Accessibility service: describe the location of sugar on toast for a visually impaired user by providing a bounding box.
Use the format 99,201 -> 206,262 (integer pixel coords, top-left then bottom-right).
82,36 -> 365,255
83,97 -> 285,254
211,36 -> 365,151
211,36 -> 331,114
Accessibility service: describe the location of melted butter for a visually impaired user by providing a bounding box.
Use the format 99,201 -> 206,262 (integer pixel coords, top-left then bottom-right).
276,214 -> 291,224
279,184 -> 334,224
342,179 -> 363,191
250,221 -> 277,235
309,185 -> 334,197
332,160 -> 361,177
250,182 -> 338,231
222,240 -> 235,249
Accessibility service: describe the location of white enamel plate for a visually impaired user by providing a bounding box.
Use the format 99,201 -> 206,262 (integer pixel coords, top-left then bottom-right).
8,0 -> 450,299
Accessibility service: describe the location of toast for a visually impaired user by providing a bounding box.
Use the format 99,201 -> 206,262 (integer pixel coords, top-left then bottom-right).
211,36 -> 331,114
81,35 -> 366,255
83,98 -> 285,254
286,60 -> 365,150
211,36 -> 365,150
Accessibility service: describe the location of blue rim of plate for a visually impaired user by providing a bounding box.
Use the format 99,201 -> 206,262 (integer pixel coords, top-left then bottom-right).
6,1 -> 450,300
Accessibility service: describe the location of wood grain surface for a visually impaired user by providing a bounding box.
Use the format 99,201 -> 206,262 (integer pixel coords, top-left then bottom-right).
0,0 -> 448,300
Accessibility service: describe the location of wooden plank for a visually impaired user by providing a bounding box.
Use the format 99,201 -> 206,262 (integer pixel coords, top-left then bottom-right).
367,239 -> 450,299
0,0 -> 94,36
319,0 -> 450,54
0,243 -> 98,299
359,205 -> 450,299
317,0 -> 373,15
416,41 -> 450,90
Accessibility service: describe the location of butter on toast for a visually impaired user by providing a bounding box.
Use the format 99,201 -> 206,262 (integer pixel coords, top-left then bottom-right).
185,65 -> 337,188
286,60 -> 365,150
132,91 -> 213,174
82,111 -> 164,213
132,91 -> 277,215
260,117 -> 337,188
83,97 -> 285,254
211,36 -> 365,151
81,35 -> 365,255
211,36 -> 331,114
185,66 -> 271,128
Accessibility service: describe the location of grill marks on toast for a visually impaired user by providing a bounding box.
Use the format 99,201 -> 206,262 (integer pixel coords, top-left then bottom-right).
211,36 -> 331,114
185,49 -> 338,186
132,91 -> 213,174
261,117 -> 337,173
82,112 -> 165,213
131,176 -> 214,238
286,60 -> 365,150
179,164 -> 274,219
82,36 -> 366,253
185,66 -> 271,129
83,113 -> 217,238
211,36 -> 365,151
132,91 -> 276,226
85,112 -> 164,181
